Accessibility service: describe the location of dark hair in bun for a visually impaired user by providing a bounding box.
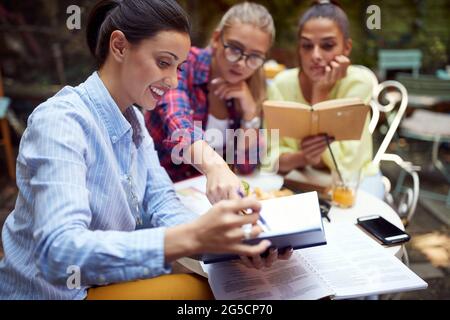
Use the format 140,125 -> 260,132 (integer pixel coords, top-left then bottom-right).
86,0 -> 191,66
298,0 -> 350,40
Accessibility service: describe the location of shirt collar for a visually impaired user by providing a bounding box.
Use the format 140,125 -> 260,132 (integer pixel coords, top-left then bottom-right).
192,47 -> 212,86
84,72 -> 132,144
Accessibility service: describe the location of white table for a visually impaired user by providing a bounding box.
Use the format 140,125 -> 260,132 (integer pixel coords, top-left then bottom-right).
174,174 -> 405,258
326,190 -> 405,257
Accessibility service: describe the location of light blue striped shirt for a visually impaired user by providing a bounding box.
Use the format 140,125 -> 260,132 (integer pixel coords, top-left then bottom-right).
0,72 -> 197,299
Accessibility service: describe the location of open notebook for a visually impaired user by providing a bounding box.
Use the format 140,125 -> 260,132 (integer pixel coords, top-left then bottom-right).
176,184 -> 326,264
263,97 -> 370,141
203,223 -> 427,300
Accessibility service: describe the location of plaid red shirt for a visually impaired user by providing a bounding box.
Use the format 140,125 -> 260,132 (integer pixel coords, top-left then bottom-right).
145,47 -> 263,182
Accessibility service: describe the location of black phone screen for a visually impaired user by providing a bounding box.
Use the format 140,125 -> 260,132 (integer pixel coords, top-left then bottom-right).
357,215 -> 410,244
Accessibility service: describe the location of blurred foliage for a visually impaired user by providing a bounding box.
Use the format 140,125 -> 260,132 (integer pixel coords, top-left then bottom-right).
0,0 -> 449,88
179,0 -> 450,71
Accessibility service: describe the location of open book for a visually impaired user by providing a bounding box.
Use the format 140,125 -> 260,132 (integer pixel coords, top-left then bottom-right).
175,182 -> 326,264
201,192 -> 326,264
263,97 -> 370,140
204,223 -> 427,300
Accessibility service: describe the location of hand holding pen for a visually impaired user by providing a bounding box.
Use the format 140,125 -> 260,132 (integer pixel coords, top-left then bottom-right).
237,189 -> 271,234
234,189 -> 293,269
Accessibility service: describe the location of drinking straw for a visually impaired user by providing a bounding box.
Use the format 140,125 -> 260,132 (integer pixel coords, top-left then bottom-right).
324,135 -> 344,185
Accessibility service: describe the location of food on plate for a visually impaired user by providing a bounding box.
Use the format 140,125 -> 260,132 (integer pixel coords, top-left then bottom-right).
252,187 -> 294,200
241,180 -> 294,200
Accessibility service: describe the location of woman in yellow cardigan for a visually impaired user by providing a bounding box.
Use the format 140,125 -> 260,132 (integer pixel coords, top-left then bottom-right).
265,0 -> 383,198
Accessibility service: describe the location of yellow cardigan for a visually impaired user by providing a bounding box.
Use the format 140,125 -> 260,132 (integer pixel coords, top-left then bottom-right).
263,66 -> 379,178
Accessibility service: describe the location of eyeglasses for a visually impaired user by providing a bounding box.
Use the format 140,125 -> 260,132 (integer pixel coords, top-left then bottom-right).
220,33 -> 266,70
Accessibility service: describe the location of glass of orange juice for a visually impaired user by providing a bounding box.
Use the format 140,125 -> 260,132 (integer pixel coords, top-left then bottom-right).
330,169 -> 360,208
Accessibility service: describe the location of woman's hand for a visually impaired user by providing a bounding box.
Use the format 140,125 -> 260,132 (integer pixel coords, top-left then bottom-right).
278,135 -> 334,173
188,198 -> 272,257
312,55 -> 350,104
211,77 -> 257,120
205,163 -> 244,203
240,247 -> 294,269
186,141 -> 244,203
315,55 -> 350,91
300,135 -> 332,167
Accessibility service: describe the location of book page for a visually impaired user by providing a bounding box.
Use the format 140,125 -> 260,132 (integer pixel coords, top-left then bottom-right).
300,223 -> 427,299
312,97 -> 363,110
264,100 -> 312,110
176,186 -> 211,216
203,255 -> 332,300
176,257 -> 209,278
259,192 -> 322,235
263,101 -> 312,140
316,105 -> 370,140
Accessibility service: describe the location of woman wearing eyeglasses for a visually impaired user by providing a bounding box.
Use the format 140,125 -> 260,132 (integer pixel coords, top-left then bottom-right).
145,2 -> 274,203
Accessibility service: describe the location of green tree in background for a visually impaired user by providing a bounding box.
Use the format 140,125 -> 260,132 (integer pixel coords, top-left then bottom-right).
179,0 -> 449,71
0,0 -> 448,88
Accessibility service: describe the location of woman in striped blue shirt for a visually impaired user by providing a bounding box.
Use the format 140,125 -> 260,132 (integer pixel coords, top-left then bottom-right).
0,0 -> 289,300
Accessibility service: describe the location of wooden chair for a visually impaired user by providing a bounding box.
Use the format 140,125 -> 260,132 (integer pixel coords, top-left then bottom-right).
0,72 -> 16,180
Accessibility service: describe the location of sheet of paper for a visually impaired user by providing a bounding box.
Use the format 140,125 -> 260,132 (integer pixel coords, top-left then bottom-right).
174,175 -> 207,193
177,257 -> 209,278
175,186 -> 211,216
204,223 -> 427,300
300,223 -> 428,299
203,256 -> 332,300
260,192 -> 322,234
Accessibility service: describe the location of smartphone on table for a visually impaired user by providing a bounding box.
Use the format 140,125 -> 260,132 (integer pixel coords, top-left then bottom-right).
357,215 -> 410,245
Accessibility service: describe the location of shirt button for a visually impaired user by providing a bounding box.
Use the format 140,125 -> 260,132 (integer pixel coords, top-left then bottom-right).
98,275 -> 106,283
112,135 -> 117,141
143,268 -> 150,276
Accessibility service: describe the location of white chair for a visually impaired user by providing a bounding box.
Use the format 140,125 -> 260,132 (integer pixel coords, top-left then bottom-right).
355,65 -> 420,230
355,65 -> 423,271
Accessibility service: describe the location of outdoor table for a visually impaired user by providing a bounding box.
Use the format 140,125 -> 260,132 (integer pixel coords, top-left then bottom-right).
173,172 -> 405,258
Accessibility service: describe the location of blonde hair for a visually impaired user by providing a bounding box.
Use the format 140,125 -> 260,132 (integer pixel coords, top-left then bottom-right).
216,2 -> 275,112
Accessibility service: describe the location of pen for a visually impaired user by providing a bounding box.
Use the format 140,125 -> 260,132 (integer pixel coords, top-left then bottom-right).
237,189 -> 271,232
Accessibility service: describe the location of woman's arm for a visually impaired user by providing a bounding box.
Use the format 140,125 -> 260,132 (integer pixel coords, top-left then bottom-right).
147,72 -> 243,203
164,198 -> 271,263
278,151 -> 306,173
26,108 -> 183,286
185,140 -> 243,203
310,55 -> 351,104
